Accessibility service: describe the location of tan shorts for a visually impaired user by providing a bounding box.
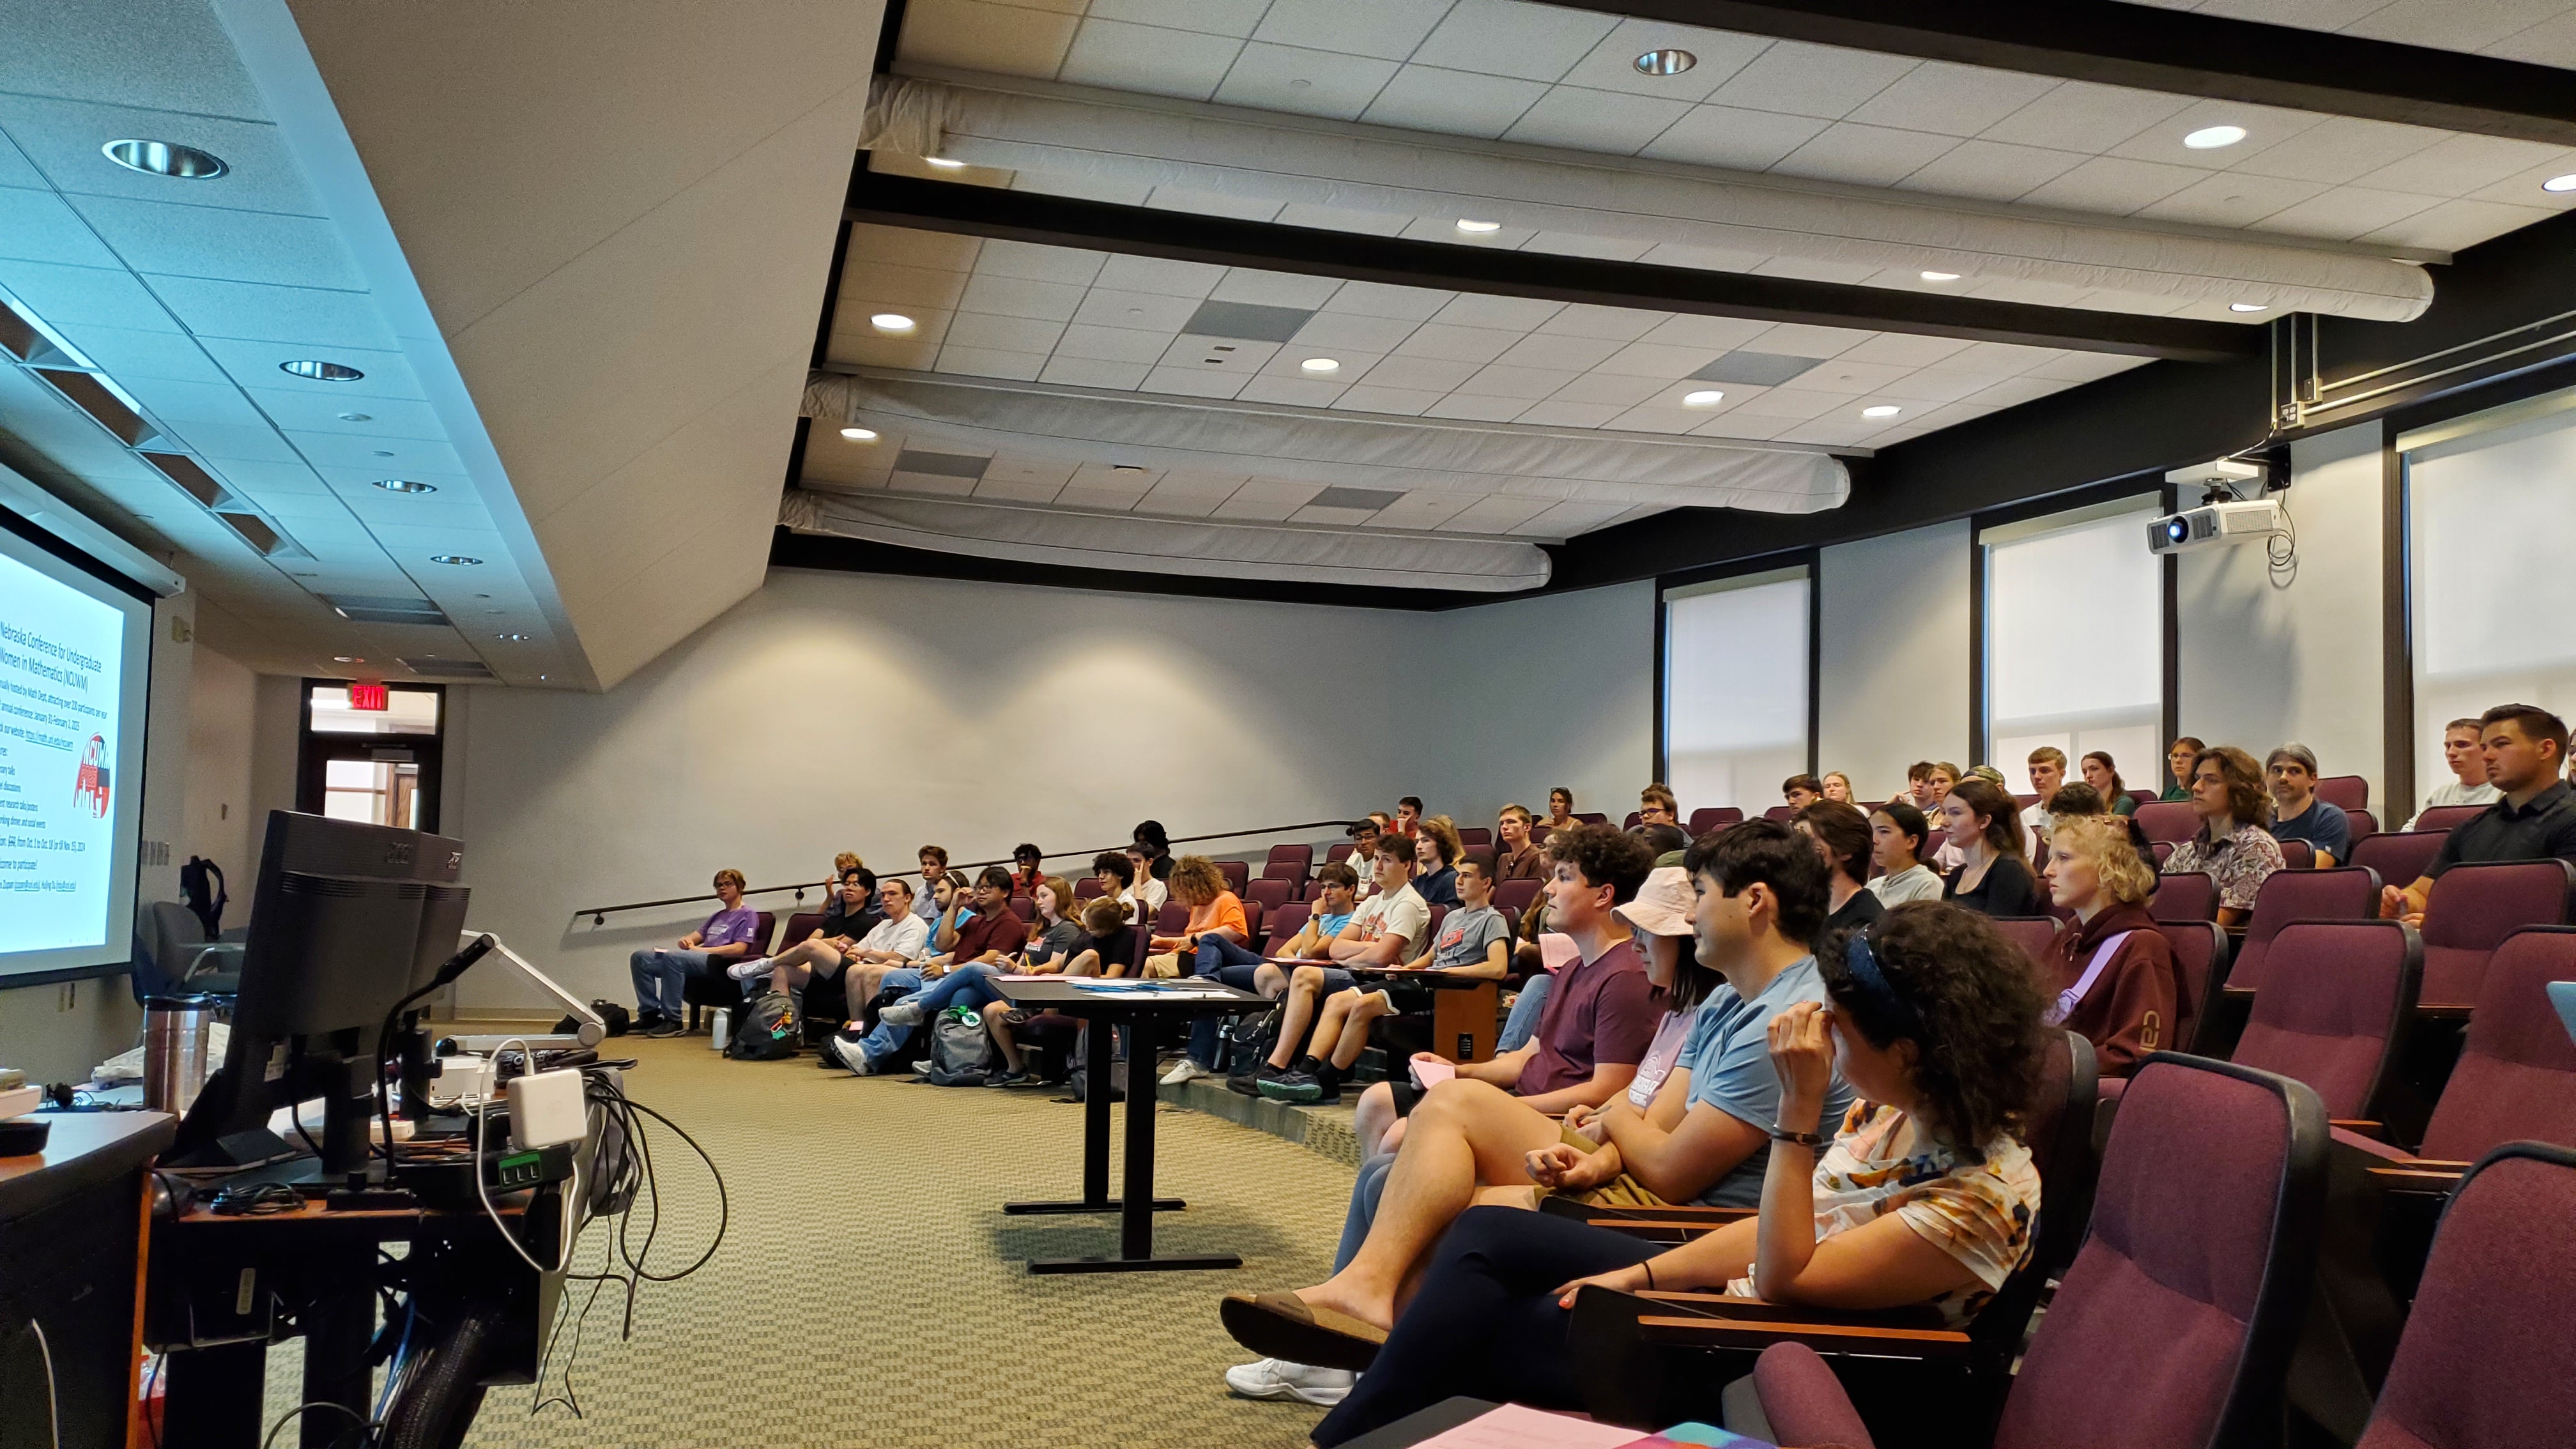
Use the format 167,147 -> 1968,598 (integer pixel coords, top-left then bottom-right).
1551,1124 -> 1671,1209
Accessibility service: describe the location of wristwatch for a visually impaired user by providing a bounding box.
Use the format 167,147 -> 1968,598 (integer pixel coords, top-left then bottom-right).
1766,1123 -> 1827,1148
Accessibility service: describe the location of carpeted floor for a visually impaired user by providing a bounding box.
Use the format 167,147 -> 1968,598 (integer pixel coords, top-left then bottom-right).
264,1031 -> 1359,1448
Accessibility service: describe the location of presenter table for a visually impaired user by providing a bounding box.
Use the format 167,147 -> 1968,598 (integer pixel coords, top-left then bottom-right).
992,977 -> 1271,1274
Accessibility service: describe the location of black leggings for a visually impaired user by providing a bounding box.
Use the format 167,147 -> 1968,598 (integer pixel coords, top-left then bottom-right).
1310,1206 -> 1661,1446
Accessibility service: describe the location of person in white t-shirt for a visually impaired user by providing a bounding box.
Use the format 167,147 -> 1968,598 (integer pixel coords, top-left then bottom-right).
2406,716 -> 2504,828
1237,838 -> 1427,1098
770,877 -> 930,1006
2020,746 -> 2066,859
1868,802 -> 1946,907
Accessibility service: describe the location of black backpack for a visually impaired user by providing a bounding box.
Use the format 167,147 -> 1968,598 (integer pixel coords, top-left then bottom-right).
556,1000 -> 630,1038
724,990 -> 800,1061
1222,1004 -> 1281,1075
180,856 -> 227,937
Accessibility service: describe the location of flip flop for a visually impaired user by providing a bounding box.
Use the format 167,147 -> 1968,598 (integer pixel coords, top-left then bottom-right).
1219,1292 -> 1386,1372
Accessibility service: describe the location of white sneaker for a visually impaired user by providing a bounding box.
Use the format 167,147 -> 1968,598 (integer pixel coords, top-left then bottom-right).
877,999 -> 924,1027
829,1037 -> 876,1075
1224,1357 -> 1354,1406
730,957 -> 774,984
1160,1059 -> 1212,1086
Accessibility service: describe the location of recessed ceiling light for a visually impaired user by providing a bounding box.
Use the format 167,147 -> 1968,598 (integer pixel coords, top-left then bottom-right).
1861,405 -> 1903,418
102,139 -> 227,179
279,359 -> 364,381
1633,48 -> 1696,76
1919,270 -> 1961,282
1300,357 -> 1340,374
2230,302 -> 2269,312
1455,218 -> 1501,234
429,554 -> 482,565
840,426 -> 878,440
870,312 -> 916,334
2543,173 -> 2576,194
925,157 -> 966,170
495,632 -> 528,641
1111,464 -> 1147,473
1682,389 -> 1725,407
333,656 -> 362,664
2183,125 -> 2248,150
336,411 -> 371,422
373,479 -> 437,494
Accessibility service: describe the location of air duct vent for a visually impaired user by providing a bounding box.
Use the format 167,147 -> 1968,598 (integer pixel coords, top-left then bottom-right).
399,657 -> 495,680
141,452 -> 233,509
0,298 -> 80,367
217,512 -> 289,555
326,594 -> 451,627
34,368 -> 162,447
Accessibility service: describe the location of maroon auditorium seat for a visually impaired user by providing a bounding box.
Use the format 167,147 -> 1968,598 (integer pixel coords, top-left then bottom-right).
1246,877 -> 1293,914
1154,901 -> 1190,935
2350,1143 -> 2576,1449
1989,916 -> 2060,971
1492,878 -> 1542,916
2418,859 -> 2576,1009
1238,899 -> 1263,948
2153,921 -> 2230,1054
1457,826 -> 1492,848
1762,805 -> 1794,822
2414,804 -> 2491,834
2350,831 -> 2446,893
2365,926 -> 2576,1163
1261,901 -> 1310,957
1574,812 -> 1609,825
1262,844 -> 1313,881
1324,841 -> 1356,869
2277,839 -> 2315,871
2149,871 -> 2217,924
2230,921 -> 2418,1122
1687,807 -> 1742,836
2345,809 -> 2379,845
2225,866 -> 2382,996
2134,801 -> 2198,847
1744,1054 -> 2324,1449
779,911 -> 825,949
1007,895 -> 1036,922
2315,775 -> 2370,814
1216,859 -> 1250,894
1074,877 -> 1106,901
2150,839 -> 2174,868
1622,811 -> 1642,831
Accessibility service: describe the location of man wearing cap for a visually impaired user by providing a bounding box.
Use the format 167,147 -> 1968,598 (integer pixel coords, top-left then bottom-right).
2267,743 -> 2350,868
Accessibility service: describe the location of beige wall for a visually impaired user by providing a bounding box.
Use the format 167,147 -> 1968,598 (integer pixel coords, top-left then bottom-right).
1818,521 -> 1974,802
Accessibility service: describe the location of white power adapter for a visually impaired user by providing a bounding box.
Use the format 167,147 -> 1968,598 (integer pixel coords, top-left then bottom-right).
505,1066 -> 588,1152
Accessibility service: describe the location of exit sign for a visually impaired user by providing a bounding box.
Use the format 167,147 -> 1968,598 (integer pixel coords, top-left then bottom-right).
348,682 -> 389,711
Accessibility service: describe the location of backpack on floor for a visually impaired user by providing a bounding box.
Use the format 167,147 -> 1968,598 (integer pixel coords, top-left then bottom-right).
920,1007 -> 995,1086
724,990 -> 800,1061
1222,1004 -> 1281,1075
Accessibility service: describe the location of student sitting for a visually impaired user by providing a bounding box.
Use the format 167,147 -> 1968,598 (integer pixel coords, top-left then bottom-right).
1390,797 -> 1423,842
1781,774 -> 1824,811
1131,819 -> 1176,882
1633,783 -> 1680,832
1903,760 -> 1940,816
1120,847 -> 1169,923
1940,778 -> 2041,916
1234,839 -> 1429,1100
1220,823 -> 1862,1393
825,871 -> 1025,1075
2382,703 -> 2576,925
733,866 -> 877,993
629,869 -> 762,1038
1259,857 -> 1513,1105
2405,716 -> 2501,827
2263,743 -> 2351,867
2161,736 -> 2205,801
1146,855 -> 1248,974
1492,804 -> 1547,881
1292,902 -> 2048,1445
1166,864 -> 1360,1086
1796,801 -> 1882,935
1022,875 -> 1084,966
1008,843 -> 1046,896
1867,802 -> 1943,907
1410,817 -> 1464,907
2165,745 -> 2284,929
873,875 -> 1085,1036
1542,787 -> 1576,836
2021,745 -> 2067,857
2081,750 -> 2143,816
2038,816 -> 2178,1076
1821,771 -> 1855,804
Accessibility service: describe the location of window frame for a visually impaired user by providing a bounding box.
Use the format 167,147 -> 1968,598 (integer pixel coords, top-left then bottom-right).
1970,483 -> 2175,769
1653,549 -> 1821,793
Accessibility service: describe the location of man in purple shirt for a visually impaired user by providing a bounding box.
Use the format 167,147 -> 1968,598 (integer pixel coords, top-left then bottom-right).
631,868 -> 762,1037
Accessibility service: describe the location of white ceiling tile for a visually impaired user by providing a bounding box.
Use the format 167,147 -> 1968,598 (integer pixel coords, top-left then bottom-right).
2466,155 -> 2576,208
1519,231 -> 1655,262
1261,345 -> 1379,378
1085,0 -> 1268,37
1273,202 -> 1417,235
1629,314 -> 1774,351
284,431 -> 465,471
1153,468 -> 1252,496
1703,41 -> 1920,119
1785,358 -> 1918,395
1321,280 -> 1457,320
2133,172 -> 2331,228
1875,369 -> 2011,403
2481,10 -> 2576,65
1746,254 -> 1882,284
2345,0 -> 2570,50
1359,65 -> 1549,139
1413,1 -> 1621,83
1453,364 -> 1579,399
1604,402 -> 1717,434
247,388 -> 446,440
955,272 -> 1089,322
2359,197 -> 2557,249
1719,387 -> 1844,421
1368,491 -> 1477,527
1358,354 -> 1481,390
2252,186 -> 2442,241
1330,385 -> 1443,415
1595,341 -> 1721,378
193,337 -> 425,399
1070,288 -> 1202,331
2021,353 -> 2150,384
1735,323 -> 1868,359
1234,374 -> 1351,408
0,257 -> 181,334
1054,486 -> 1147,512
1634,240 -> 1770,272
1289,503 -> 1382,525
1210,269 -> 1344,309
1968,375 -> 2079,410
1292,312 -> 1422,350
2012,155 -> 2211,215
118,375 -> 261,427
936,345 -> 1048,380
2100,100 -> 2327,169
1776,414 -> 1887,446
974,475 -> 1070,503
1514,399 -> 1626,428
1490,332 -> 1627,371
1251,0 -> 1457,61
1095,254 -> 1230,298
1437,494 -> 1555,530
1392,323 -> 1521,364
1055,322 -> 1172,364
1142,187 -> 1285,221
1896,139 -> 2088,202
2365,133 -> 2575,197
1513,500 -> 1630,535
896,0 -> 1082,78
1770,123 -> 1960,187
1039,355 -> 1152,389
1138,364 -> 1248,397
1836,333 -> 1974,368
840,260 -> 973,311
1057,19 -> 1244,100
1554,20 -> 1773,102
1397,215 -> 1540,247
73,195 -> 364,291
1422,394 -> 1533,421
1156,334 -> 1280,372
1428,293 -> 1565,330
1213,43 -> 1400,121
1544,372 -> 1670,406
0,97 -> 319,216
1501,87 -> 1692,155
826,328 -> 946,371
970,240 -> 1107,286
2228,116 -> 2444,185
946,312 -> 1071,353
1846,61 -> 2059,137
887,471 -> 980,498
0,185 -> 132,270
1010,171 -> 1154,207
1977,80 -> 2188,153
1211,493 -> 1313,522
56,322 -> 227,383
1639,105 -> 1830,171
1538,303 -> 1672,342
1945,340 -> 2065,375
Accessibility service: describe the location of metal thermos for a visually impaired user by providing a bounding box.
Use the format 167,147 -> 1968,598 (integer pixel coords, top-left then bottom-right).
143,995 -> 219,1115
708,1009 -> 730,1052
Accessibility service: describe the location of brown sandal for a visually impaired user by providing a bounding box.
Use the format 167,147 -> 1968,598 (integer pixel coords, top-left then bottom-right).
1219,1292 -> 1387,1372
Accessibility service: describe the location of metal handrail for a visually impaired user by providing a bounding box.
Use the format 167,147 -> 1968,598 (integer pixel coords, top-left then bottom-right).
571,816 -> 1361,925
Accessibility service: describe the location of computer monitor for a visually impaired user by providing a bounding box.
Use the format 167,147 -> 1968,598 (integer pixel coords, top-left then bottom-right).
169,811 -> 464,1174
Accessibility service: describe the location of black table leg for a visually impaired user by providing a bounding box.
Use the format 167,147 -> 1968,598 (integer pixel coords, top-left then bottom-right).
1031,1009 -> 1239,1274
1004,1013 -> 1180,1218
162,1341 -> 266,1449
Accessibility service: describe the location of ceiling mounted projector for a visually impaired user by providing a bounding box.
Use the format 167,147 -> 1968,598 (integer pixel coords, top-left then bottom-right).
2149,498 -> 2285,556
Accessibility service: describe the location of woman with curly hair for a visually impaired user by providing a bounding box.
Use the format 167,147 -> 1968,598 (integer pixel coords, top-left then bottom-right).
1296,902 -> 2050,1446
1146,855 -> 1247,973
2163,744 -> 2283,929
2039,816 -> 2179,1075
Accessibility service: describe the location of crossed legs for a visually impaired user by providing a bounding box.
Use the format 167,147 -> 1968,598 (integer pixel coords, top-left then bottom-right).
763,939 -> 848,994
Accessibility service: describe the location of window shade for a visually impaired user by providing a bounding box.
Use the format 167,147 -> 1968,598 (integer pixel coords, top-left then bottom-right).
1664,572 -> 1809,814
1984,505 -> 2161,795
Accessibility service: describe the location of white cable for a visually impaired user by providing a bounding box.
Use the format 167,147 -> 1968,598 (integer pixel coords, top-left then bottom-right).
473,1038 -> 556,1277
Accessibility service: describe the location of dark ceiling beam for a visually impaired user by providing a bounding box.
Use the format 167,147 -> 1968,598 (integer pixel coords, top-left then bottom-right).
845,172 -> 2258,362
1563,0 -> 2576,147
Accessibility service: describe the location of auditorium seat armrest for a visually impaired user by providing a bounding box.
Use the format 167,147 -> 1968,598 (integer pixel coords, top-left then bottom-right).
1637,1291 -> 1948,1332
2329,1119 -> 2388,1142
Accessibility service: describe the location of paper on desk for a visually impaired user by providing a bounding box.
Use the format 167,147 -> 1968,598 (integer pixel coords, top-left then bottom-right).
1406,1404 -> 1648,1448
1538,933 -> 1579,973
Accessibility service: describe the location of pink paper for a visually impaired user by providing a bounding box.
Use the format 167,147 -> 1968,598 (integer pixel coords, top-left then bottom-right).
1538,933 -> 1579,973
1409,1057 -> 1456,1091
1408,1403 -> 1648,1448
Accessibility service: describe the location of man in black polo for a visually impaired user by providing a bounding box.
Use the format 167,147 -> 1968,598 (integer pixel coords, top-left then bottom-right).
2382,702 -> 2576,924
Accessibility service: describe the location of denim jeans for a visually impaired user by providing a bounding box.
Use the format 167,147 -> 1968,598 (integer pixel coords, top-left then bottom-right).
900,962 -> 1006,1017
1335,1152 -> 1397,1271
848,967 -> 926,1067
1498,970 -> 1552,1052
629,947 -> 712,1019
1188,935 -> 1271,1068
